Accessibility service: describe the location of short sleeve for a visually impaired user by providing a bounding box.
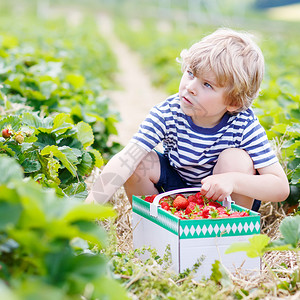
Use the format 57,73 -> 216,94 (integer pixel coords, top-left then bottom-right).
130,105 -> 166,152
240,117 -> 278,169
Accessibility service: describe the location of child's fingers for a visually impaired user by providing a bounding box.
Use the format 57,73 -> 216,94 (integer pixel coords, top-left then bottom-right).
200,180 -> 210,195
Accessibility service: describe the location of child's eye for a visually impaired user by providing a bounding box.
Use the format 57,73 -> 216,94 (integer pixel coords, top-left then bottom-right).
187,70 -> 194,78
204,82 -> 212,89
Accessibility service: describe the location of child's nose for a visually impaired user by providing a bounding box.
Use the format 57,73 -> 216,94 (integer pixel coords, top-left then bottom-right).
187,80 -> 197,95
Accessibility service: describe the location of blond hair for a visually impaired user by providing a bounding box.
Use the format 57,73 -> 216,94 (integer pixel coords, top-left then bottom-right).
179,28 -> 264,112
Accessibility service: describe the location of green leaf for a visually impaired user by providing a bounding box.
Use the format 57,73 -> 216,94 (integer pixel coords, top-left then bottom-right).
22,112 -> 43,129
93,276 -> 131,300
0,115 -> 21,131
70,104 -> 83,119
295,147 -> 300,158
271,123 -> 288,134
34,132 -> 56,149
0,196 -> 22,230
29,61 -> 62,77
65,73 -> 85,89
210,260 -> 232,287
270,216 -> 300,249
77,152 -> 93,176
105,116 -> 118,135
39,81 -> 57,98
59,146 -> 79,165
74,220 -> 108,247
12,280 -> 64,300
1,34 -> 18,48
24,89 -> 46,101
286,123 -> 300,138
76,121 -> 94,149
89,149 -> 104,168
0,155 -> 23,184
291,164 -> 300,184
51,113 -> 74,135
46,155 -> 61,183
20,151 -> 41,173
63,182 -> 87,200
41,145 -> 77,177
225,234 -> 270,258
62,203 -> 115,223
0,142 -> 16,156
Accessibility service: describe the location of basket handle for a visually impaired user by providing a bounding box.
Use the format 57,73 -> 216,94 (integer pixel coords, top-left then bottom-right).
150,187 -> 233,217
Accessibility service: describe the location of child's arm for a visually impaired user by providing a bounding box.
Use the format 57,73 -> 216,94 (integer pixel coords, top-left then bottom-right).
85,142 -> 148,204
200,162 -> 290,203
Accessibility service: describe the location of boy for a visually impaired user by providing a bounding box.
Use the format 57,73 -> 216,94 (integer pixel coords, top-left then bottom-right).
86,28 -> 289,210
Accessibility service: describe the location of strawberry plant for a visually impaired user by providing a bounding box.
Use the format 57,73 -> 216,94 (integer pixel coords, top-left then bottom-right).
0,155 -> 129,299
0,16 -> 121,159
0,112 -> 103,199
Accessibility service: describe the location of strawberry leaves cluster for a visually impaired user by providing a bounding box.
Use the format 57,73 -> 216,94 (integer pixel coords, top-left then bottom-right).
143,192 -> 250,219
0,20 -> 121,160
0,112 -> 103,199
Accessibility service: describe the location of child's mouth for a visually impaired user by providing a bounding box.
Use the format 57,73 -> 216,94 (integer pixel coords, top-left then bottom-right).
182,96 -> 192,105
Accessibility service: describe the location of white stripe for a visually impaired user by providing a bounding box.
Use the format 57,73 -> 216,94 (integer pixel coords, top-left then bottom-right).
132,94 -> 277,183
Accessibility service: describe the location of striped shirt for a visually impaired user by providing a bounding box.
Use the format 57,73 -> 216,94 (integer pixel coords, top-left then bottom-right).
131,93 -> 278,186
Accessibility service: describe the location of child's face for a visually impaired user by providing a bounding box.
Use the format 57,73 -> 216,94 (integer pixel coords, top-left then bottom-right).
179,69 -> 238,127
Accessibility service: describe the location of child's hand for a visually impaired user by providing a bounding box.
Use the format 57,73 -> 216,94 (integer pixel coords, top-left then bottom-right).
200,173 -> 235,202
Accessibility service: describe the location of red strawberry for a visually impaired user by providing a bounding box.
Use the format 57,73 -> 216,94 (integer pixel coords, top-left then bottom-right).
144,194 -> 157,203
144,196 -> 152,203
218,213 -> 229,218
193,216 -> 203,220
2,128 -> 12,139
173,195 -> 189,210
159,196 -> 173,204
176,194 -> 186,198
191,193 -> 205,205
174,211 -> 187,219
195,192 -> 202,199
208,201 -> 222,208
238,211 -> 249,217
200,207 -> 211,219
185,202 -> 199,215
187,195 -> 197,203
217,207 -> 227,213
161,202 -> 170,211
229,211 -> 242,218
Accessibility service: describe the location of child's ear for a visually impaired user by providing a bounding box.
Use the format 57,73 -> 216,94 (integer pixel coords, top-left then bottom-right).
227,105 -> 241,113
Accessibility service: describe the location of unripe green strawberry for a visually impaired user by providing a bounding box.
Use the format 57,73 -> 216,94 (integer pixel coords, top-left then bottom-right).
2,128 -> 12,139
14,133 -> 24,144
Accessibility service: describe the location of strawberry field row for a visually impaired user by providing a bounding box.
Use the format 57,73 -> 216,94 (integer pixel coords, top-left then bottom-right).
0,4 -> 129,299
0,13 -> 121,160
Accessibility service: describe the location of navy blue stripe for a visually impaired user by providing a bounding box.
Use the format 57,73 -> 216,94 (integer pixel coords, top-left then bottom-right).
131,94 -> 276,184
253,155 -> 277,165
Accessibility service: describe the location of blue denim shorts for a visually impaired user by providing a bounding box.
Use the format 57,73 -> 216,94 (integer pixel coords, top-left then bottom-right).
153,151 -> 261,212
154,151 -> 189,193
